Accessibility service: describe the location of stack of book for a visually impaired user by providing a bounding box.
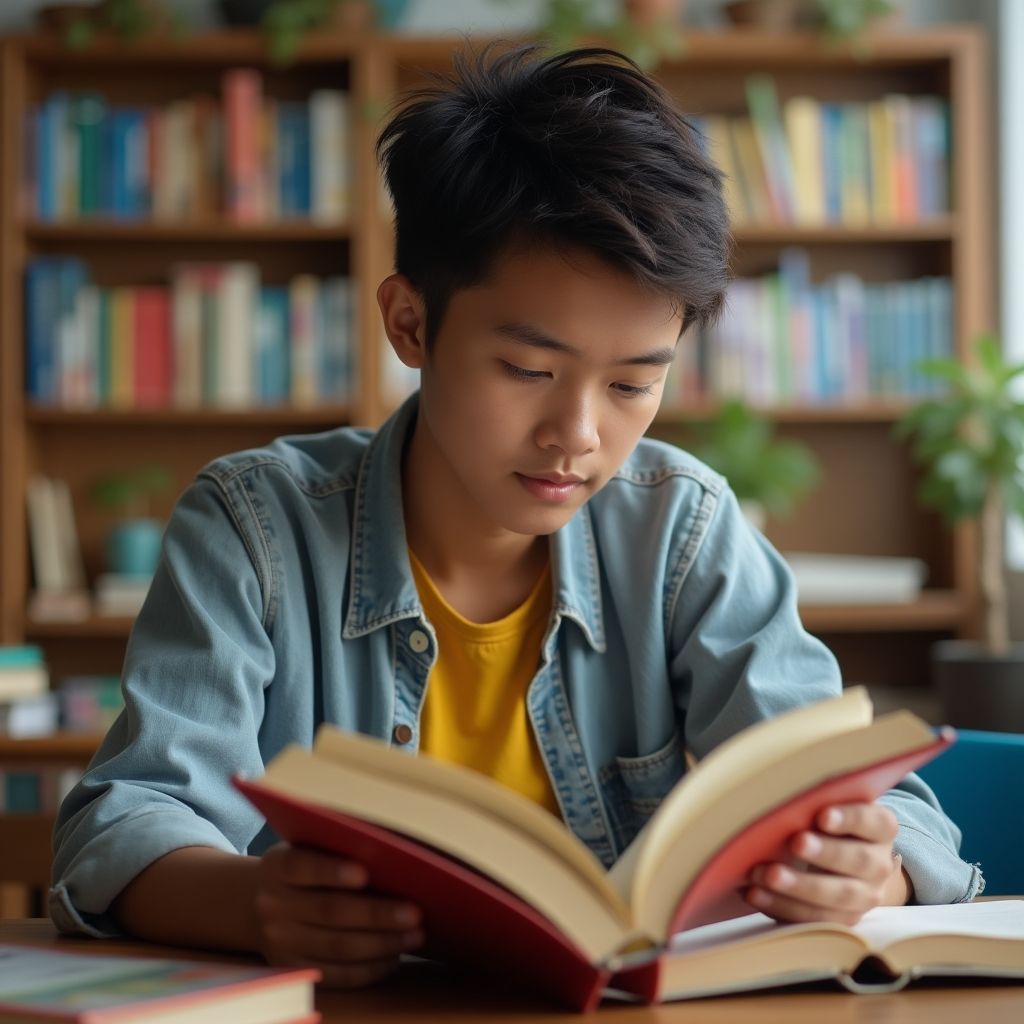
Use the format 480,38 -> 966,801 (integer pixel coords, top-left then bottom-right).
690,77 -> 949,226
24,72 -> 352,224
0,646 -> 57,739
24,258 -> 355,409
59,676 -> 124,734
668,251 -> 952,407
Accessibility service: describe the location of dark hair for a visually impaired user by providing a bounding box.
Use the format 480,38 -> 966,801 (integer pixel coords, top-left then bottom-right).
376,41 -> 731,348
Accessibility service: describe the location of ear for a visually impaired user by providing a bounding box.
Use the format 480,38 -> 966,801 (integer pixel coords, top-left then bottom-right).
377,274 -> 428,369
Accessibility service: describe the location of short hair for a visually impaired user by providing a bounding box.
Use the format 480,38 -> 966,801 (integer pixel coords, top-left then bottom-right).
376,41 -> 731,348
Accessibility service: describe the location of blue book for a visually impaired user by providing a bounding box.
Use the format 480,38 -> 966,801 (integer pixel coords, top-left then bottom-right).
0,645 -> 43,669
257,287 -> 291,403
277,103 -> 311,216
34,103 -> 54,219
126,108 -> 151,216
24,258 -> 68,401
820,102 -> 844,222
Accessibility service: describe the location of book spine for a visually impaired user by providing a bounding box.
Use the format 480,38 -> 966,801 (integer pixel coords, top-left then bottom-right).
224,68 -> 263,222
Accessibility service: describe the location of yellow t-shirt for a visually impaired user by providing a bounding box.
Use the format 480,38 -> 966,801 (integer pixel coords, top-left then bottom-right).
409,549 -> 560,816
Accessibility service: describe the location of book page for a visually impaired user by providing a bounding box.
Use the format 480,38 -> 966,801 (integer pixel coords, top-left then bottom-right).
854,901 -> 1024,949
611,688 -> 872,901
313,726 -> 613,901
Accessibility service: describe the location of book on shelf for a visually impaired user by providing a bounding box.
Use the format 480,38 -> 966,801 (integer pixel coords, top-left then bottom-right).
0,692 -> 59,739
0,646 -> 49,703
0,945 -> 319,1024
783,552 -> 928,605
234,687 -> 958,1011
25,258 -> 355,410
668,255 -> 953,409
690,80 -> 949,227
25,475 -> 90,623
0,765 -> 82,813
26,74 -> 352,225
58,675 -> 124,733
93,573 -> 153,617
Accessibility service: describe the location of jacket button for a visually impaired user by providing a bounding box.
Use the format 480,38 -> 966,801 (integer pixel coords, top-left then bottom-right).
393,723 -> 414,745
408,629 -> 429,653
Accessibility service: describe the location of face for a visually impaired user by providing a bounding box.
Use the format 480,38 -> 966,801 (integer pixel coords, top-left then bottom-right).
381,244 -> 683,540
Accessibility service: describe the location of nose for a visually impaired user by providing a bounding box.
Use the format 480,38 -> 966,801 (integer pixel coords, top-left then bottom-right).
534,393 -> 600,456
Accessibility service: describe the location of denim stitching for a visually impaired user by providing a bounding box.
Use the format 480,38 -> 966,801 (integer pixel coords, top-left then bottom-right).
200,471 -> 273,630
664,487 -> 718,636
205,455 -> 356,498
238,476 -> 279,631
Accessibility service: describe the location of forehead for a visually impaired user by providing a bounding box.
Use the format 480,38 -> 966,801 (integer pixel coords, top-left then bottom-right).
453,243 -> 683,346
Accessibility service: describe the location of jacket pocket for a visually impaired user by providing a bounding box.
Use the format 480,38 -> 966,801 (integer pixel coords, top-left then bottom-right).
598,729 -> 687,857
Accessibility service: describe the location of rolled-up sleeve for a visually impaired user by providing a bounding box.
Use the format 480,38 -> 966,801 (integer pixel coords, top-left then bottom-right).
50,471 -> 276,936
667,485 -> 982,905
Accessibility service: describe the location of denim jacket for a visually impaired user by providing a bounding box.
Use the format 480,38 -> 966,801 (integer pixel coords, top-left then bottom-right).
50,393 -> 983,936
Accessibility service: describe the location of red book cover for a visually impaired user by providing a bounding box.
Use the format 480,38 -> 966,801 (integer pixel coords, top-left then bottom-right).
232,778 -> 610,1013
223,69 -> 262,222
133,287 -> 171,407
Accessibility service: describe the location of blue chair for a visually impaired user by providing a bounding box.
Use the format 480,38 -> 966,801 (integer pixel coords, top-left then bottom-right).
916,729 -> 1024,896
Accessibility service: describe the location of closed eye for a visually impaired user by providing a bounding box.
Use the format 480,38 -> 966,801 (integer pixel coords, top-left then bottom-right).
501,361 -> 550,382
612,382 -> 656,398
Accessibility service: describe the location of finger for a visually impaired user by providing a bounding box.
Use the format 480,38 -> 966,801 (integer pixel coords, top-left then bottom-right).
264,920 -> 425,964
790,831 -> 894,885
746,884 -> 867,927
817,804 -> 899,844
259,888 -> 422,932
750,862 -> 880,915
265,844 -> 369,890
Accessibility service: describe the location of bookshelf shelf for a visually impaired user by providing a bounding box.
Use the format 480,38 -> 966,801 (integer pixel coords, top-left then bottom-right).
0,734 -> 104,762
24,616 -> 135,639
25,221 -> 354,243
800,591 -> 968,633
731,219 -> 958,244
656,400 -> 916,425
25,406 -> 352,428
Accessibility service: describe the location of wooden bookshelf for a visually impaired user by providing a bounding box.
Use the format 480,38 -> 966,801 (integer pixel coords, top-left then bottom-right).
0,25 -> 991,713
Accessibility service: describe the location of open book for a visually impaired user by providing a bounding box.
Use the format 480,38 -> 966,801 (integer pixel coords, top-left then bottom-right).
234,687 -> 963,1011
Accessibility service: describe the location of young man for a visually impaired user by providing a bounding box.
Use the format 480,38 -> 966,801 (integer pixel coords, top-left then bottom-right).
51,44 -> 980,988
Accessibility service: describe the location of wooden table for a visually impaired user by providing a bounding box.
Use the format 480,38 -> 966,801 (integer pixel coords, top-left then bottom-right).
2,917 -> 1023,1022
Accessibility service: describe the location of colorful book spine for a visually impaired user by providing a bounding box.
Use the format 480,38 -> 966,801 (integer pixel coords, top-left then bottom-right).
224,69 -> 264,222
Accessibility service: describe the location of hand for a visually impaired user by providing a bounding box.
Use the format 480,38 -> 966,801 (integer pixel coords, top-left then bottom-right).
254,843 -> 425,987
745,802 -> 912,926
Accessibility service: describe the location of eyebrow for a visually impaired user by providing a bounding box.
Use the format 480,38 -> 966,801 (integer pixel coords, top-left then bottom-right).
494,321 -> 676,368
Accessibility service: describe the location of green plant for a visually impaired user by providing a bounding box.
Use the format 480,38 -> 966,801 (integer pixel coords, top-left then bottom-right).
492,0 -> 684,70
261,0 -> 345,65
896,334 -> 1024,656
816,0 -> 895,41
63,0 -> 188,50
261,0 -> 408,65
92,466 -> 172,519
691,399 -> 821,518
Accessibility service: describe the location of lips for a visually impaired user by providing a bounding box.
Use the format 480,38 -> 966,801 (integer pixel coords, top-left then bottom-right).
525,472 -> 585,485
515,472 -> 586,504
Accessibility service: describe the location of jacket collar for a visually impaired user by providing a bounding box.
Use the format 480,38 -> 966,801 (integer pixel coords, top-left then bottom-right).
343,391 -> 605,652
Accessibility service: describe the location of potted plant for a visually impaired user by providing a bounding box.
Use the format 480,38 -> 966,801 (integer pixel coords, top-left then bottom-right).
724,0 -> 896,40
896,334 -> 1024,732
42,0 -> 186,49
92,466 -> 172,579
689,399 -> 821,531
489,0 -> 685,70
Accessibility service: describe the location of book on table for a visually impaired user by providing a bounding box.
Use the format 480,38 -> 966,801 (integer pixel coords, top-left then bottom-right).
0,945 -> 319,1023
233,687 -> 1022,1011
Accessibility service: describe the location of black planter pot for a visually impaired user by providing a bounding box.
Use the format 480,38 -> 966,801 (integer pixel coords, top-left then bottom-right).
932,640 -> 1024,733
218,0 -> 275,26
